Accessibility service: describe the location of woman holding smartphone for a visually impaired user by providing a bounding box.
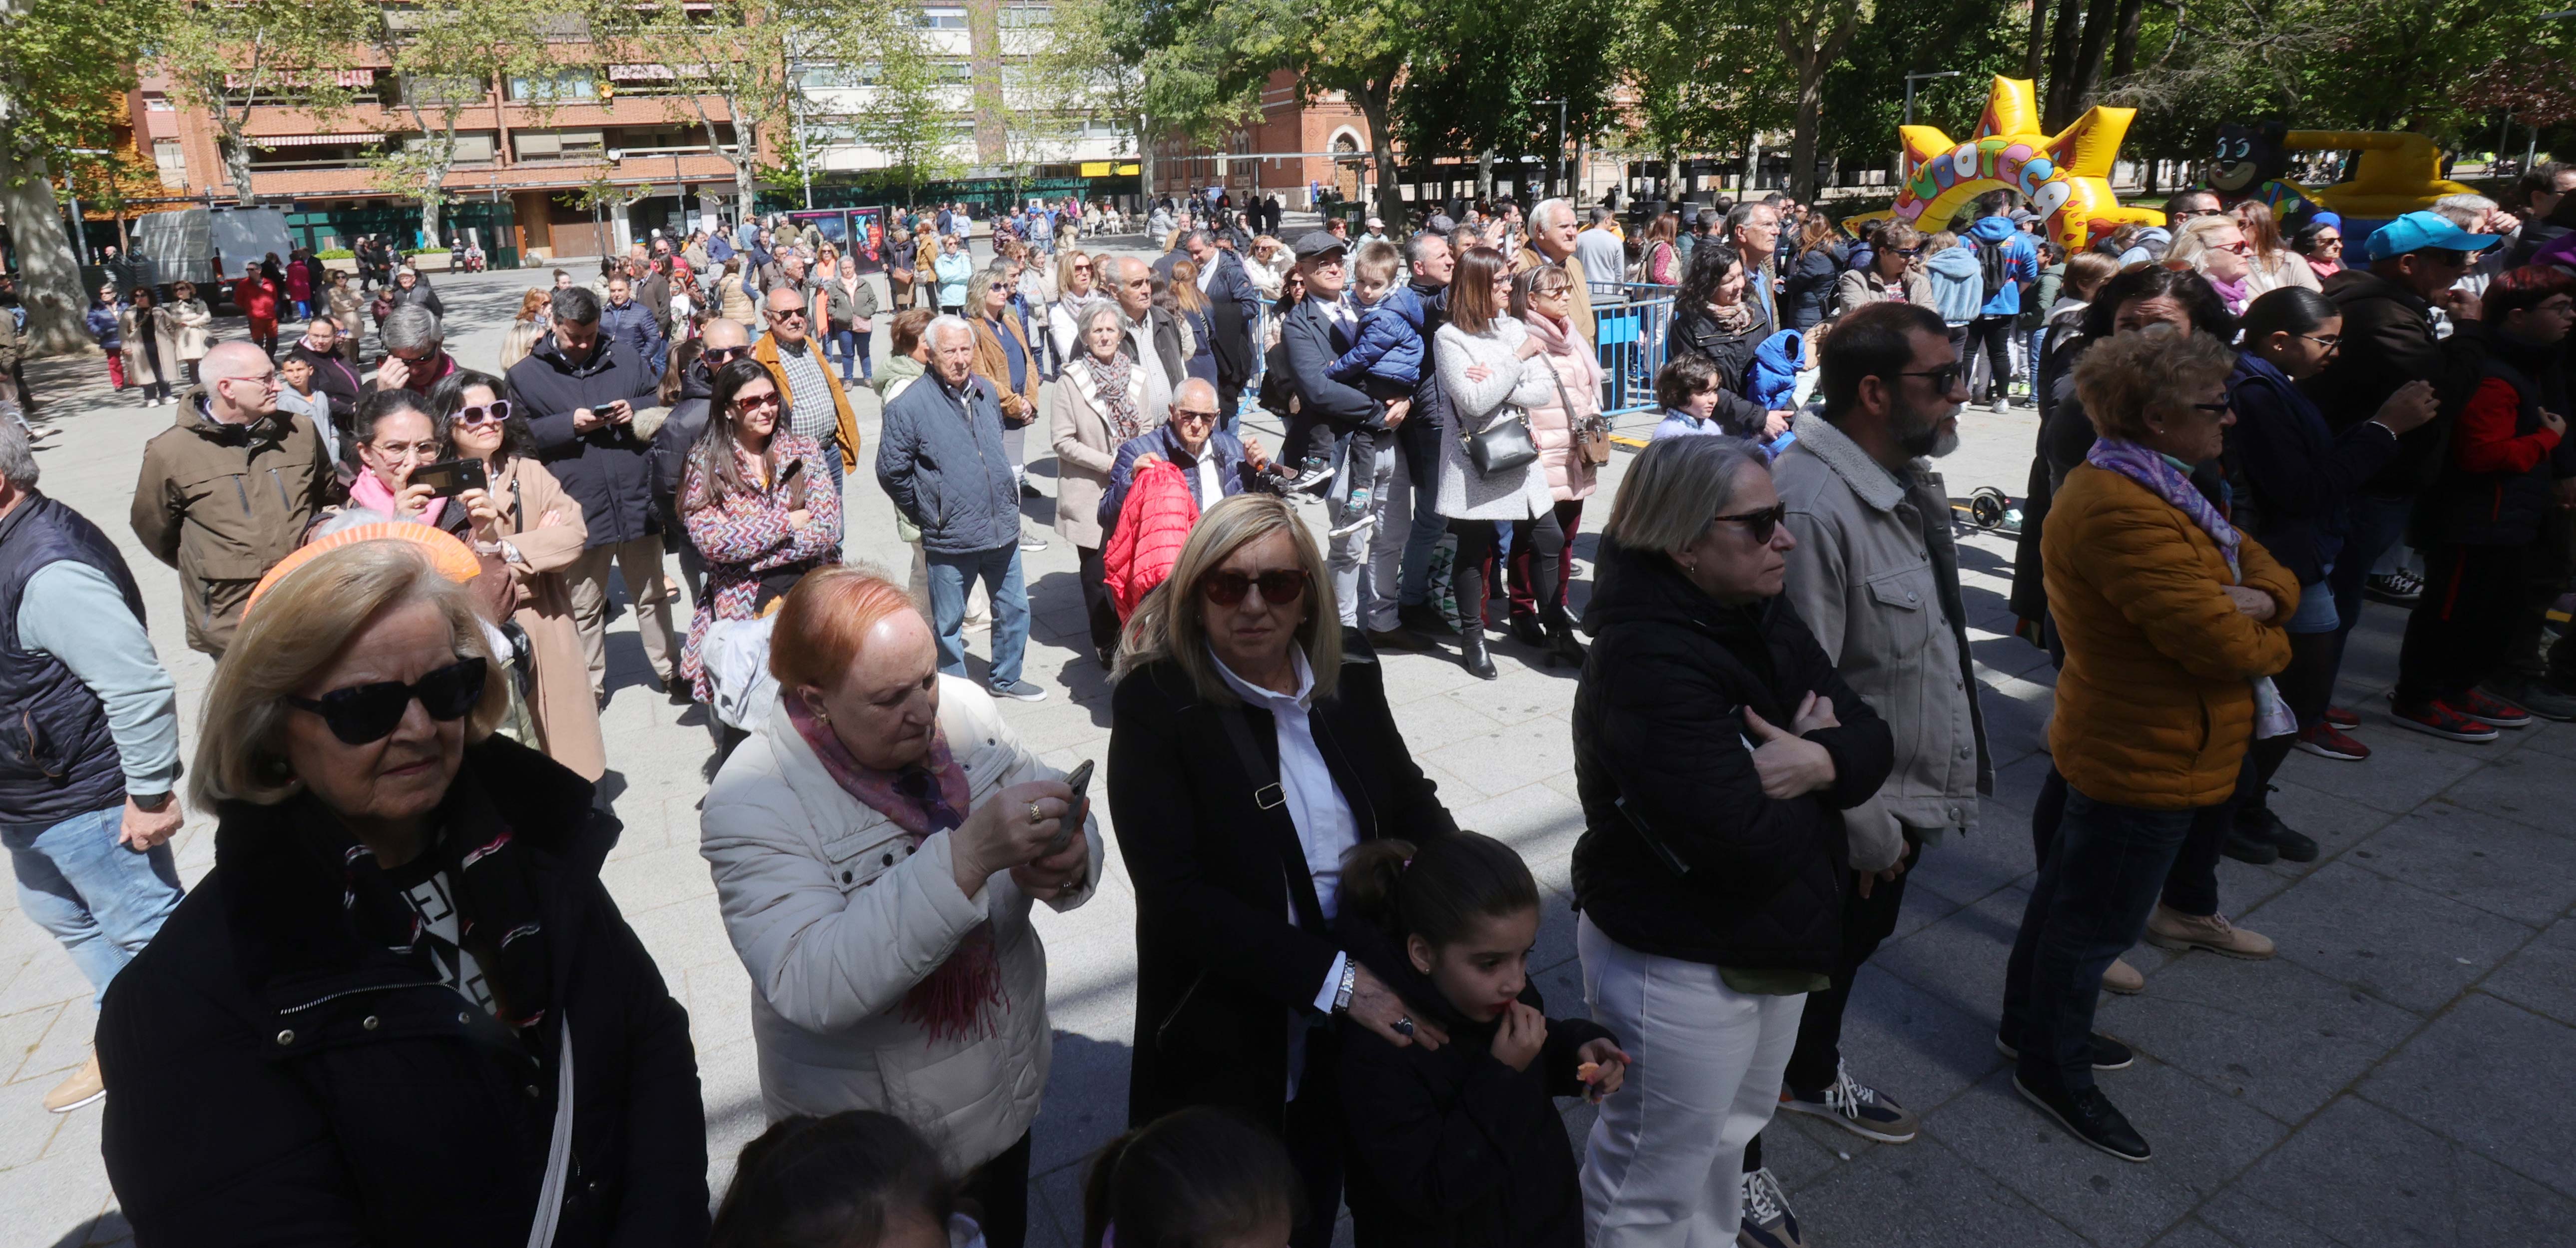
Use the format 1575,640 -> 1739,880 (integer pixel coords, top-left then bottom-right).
699,566 -> 1100,1248
676,358 -> 846,706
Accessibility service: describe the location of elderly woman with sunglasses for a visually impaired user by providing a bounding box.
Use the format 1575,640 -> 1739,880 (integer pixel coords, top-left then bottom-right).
678,358 -> 844,708
428,368 -> 605,781
1829,220 -> 1930,321
2167,215 -> 2260,316
2001,329 -> 2297,1165
1568,435 -> 1892,1247
1107,493 -> 1460,1248
98,539 -> 709,1248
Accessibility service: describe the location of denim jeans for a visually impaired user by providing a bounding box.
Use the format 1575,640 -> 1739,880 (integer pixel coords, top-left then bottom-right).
2329,493 -> 2415,642
2,804 -> 184,1006
924,545 -> 1029,686
831,328 -> 872,382
1396,482 -> 1446,609
2001,787 -> 2211,1095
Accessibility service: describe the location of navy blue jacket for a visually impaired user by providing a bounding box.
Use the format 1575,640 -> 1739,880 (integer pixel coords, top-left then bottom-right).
876,370 -> 1022,556
1329,285 -> 1427,395
1281,298 -> 1390,435
2222,353 -> 2400,586
511,334 -> 665,548
599,297 -> 667,377
0,494 -> 146,827
1098,424 -> 1269,537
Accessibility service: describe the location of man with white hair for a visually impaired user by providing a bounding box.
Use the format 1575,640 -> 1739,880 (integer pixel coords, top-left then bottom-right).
2434,193 -> 2518,301
130,341 -> 336,657
374,304 -> 458,394
0,419 -> 187,1115
876,315 -> 1045,701
1516,198 -> 1596,340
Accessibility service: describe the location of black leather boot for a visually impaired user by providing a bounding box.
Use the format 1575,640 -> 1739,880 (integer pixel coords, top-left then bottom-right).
1460,628 -> 1499,680
1544,617 -> 1588,668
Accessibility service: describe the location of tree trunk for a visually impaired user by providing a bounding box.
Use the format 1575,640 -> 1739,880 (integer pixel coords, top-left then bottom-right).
2025,0 -> 2050,84
2042,0 -> 2088,128
1137,114 -> 1156,210
1788,59 -> 1826,201
2050,0 -> 2122,129
0,145 -> 89,352
1357,86 -> 1403,229
2109,0 -> 2148,80
1477,147 -> 1493,202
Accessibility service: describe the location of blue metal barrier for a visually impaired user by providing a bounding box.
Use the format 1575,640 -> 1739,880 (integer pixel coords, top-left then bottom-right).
1595,282 -> 1678,423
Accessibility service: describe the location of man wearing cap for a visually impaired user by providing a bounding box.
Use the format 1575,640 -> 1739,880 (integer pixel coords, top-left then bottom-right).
1280,230 -> 1424,649
1361,216 -> 1390,247
2310,210 -> 2499,684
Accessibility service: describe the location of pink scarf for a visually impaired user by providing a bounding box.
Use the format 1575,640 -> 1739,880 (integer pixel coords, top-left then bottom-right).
784,697 -> 1007,1042
350,466 -> 447,527
1523,313 -> 1602,417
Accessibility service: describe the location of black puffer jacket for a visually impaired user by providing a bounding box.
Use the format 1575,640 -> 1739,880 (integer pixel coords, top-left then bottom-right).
1666,301 -> 1772,437
511,334 -> 665,548
1571,538 -> 1893,974
1334,917 -> 1611,1248
650,356 -> 718,519
98,737 -> 708,1248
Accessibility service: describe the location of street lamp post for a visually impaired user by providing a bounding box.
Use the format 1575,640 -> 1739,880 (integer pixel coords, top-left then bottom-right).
1898,71 -> 1961,181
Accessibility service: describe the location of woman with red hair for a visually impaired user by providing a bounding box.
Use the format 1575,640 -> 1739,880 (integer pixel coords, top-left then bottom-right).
698,564 -> 1101,1248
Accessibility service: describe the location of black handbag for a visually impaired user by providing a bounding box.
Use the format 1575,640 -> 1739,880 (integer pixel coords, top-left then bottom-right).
1460,403 -> 1540,477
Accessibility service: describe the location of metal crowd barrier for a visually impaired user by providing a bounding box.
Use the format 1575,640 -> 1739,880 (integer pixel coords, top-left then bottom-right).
1595,281 -> 1678,430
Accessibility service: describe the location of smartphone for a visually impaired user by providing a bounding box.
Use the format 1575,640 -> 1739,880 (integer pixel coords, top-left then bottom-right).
1048,759 -> 1094,855
411,458 -> 489,499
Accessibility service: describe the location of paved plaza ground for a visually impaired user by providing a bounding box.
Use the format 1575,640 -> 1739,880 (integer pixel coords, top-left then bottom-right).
3,255 -> 2574,1248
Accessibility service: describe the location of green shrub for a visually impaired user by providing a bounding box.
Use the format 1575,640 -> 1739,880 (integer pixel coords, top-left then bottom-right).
316,248 -> 355,260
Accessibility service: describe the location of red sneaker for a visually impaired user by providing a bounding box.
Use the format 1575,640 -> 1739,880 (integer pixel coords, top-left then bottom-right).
2454,688 -> 2533,729
2324,706 -> 2359,730
2295,721 -> 2370,761
2388,699 -> 2502,743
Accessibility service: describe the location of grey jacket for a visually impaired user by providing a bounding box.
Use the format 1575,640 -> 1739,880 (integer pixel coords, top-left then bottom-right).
875,370 -> 1022,556
1772,411 -> 1992,870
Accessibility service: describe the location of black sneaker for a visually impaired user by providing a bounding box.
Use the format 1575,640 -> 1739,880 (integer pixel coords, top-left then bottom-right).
1397,602 -> 1455,636
1995,1031 -> 2135,1071
2240,803 -> 2318,863
2014,1076 -> 2151,1162
1287,459 -> 1335,496
2220,825 -> 2280,865
665,674 -> 696,706
2364,569 -> 2424,605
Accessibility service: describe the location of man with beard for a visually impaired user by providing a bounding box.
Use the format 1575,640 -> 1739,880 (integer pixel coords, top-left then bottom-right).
1742,300 -> 1990,1248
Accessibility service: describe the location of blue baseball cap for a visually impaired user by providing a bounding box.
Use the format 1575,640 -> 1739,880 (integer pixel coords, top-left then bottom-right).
2364,210 -> 2504,262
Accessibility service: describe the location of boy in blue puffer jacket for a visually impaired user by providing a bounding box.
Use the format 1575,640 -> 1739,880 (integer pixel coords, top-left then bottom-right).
1327,240 -> 1426,404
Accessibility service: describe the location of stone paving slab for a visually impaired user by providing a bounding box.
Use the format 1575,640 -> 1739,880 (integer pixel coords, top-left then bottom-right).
2,260 -> 2572,1248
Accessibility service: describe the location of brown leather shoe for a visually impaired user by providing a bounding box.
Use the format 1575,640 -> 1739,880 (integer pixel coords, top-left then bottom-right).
2147,905 -> 2276,960
2102,956 -> 2145,995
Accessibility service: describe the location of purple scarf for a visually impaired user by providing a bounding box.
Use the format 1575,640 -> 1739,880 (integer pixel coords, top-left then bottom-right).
785,698 -> 1008,1042
2083,437 -> 2295,738
2205,272 -> 2250,317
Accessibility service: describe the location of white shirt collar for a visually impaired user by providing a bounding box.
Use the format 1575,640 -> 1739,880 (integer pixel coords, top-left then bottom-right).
1210,643 -> 1316,712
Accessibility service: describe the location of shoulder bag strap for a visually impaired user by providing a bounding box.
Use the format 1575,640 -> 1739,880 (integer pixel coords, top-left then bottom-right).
1211,699 -> 1330,935
525,1014 -> 575,1248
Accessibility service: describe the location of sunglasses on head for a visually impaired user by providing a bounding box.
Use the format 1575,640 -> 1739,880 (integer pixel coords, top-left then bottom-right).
285,656 -> 487,746
452,399 -> 513,427
1202,568 -> 1309,607
1712,503 -> 1788,545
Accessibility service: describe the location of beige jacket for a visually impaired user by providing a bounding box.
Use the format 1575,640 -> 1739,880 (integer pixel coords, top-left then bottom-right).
161,300 -> 213,363
1049,352 -> 1148,549
489,455 -> 603,780
1772,412 -> 1991,870
699,678 -> 1101,1172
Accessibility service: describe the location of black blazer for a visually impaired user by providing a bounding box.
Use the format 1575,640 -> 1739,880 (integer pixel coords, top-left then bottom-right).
1279,298 -> 1386,436
1108,654 -> 1458,1130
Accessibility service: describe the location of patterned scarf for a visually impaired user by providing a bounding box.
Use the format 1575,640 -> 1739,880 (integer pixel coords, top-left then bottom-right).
784,697 -> 1008,1042
1083,351 -> 1144,441
1702,299 -> 1753,334
298,774 -> 553,1032
2084,437 -> 2297,738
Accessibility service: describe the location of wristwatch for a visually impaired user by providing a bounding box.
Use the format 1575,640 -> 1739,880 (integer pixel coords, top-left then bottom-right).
1330,958 -> 1357,1015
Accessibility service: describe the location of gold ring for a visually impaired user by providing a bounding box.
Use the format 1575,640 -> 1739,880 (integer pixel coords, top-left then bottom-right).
1027,800 -> 1045,823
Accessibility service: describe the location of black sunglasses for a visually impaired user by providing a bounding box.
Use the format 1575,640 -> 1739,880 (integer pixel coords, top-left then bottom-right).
1202,569 -> 1309,607
1712,503 -> 1788,545
1898,365 -> 1965,393
284,656 -> 487,745
702,345 -> 750,364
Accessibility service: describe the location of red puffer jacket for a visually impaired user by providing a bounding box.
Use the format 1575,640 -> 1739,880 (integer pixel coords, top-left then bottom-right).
1105,459 -> 1200,619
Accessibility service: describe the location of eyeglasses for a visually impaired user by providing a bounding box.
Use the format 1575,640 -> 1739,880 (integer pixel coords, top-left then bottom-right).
218,373 -> 282,390
1201,568 -> 1309,607
702,345 -> 750,364
1712,503 -> 1788,545
284,656 -> 487,746
2191,401 -> 2233,416
2297,333 -> 2341,350
1171,407 -> 1220,424
1898,365 -> 1965,392
453,400 -> 514,427
370,439 -> 441,460
2211,240 -> 2254,256
390,347 -> 435,363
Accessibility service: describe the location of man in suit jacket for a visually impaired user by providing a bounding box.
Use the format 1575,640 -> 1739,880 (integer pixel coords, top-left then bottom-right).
1176,230 -> 1263,429
1279,232 -> 1424,651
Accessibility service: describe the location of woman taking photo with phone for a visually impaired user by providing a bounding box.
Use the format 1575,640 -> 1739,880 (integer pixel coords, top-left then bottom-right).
1107,493 -> 1461,1248
700,566 -> 1099,1248
429,369 -> 606,781
677,358 -> 845,707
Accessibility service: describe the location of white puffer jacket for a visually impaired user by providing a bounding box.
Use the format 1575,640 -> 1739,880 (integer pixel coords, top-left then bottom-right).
699,677 -> 1101,1171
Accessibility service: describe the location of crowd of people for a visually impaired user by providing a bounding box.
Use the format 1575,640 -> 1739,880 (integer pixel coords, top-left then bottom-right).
0,166 -> 2568,1248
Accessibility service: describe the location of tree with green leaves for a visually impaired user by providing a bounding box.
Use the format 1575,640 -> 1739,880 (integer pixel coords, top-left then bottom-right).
854,13 -> 967,208
0,0 -> 159,349
1614,0 -> 1788,198
1293,0 -> 1422,226
155,0 -> 375,207
1039,0 -> 1292,209
592,0 -> 862,214
361,0 -> 591,249
1775,0 -> 1872,201
1397,0 -> 1620,202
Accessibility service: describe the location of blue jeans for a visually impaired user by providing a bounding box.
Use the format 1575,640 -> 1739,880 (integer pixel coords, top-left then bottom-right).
925,545 -> 1030,686
831,328 -> 872,382
2329,493 -> 2415,643
2,804 -> 184,1006
2001,787 -> 2210,1095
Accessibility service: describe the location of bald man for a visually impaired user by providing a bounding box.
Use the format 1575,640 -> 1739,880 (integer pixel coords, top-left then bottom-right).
130,341 -> 338,657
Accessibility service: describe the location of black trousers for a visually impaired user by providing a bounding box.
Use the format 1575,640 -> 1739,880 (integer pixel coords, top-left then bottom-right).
1284,1035 -> 1346,1248
1742,838 -> 1916,1176
2503,509 -> 2576,689
2395,540 -> 2528,712
959,1129 -> 1032,1248
1965,314 -> 2017,401
1075,545 -> 1123,656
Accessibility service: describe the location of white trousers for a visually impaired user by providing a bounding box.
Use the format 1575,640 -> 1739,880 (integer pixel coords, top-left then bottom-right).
1579,914 -> 1807,1248
1328,430 -> 1408,631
